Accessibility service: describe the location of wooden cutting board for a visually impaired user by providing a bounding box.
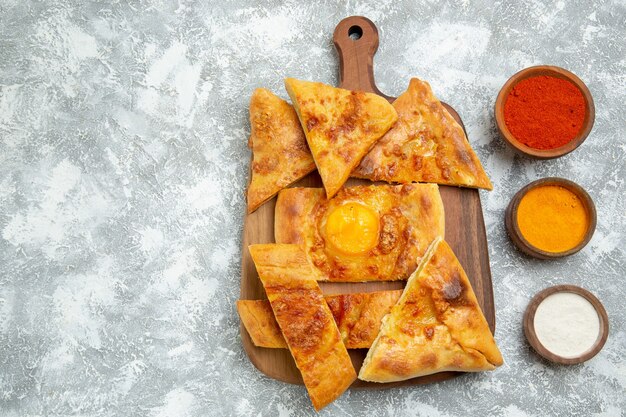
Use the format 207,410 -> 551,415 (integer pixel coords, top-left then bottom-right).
239,16 -> 495,389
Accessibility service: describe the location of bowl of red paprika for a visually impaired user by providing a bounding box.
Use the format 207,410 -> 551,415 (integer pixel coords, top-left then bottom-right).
495,65 -> 595,159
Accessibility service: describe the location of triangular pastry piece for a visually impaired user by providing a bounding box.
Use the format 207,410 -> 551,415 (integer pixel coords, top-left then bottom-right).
285,78 -> 398,198
246,88 -> 316,213
249,244 -> 356,411
358,237 -> 503,382
353,78 -> 493,190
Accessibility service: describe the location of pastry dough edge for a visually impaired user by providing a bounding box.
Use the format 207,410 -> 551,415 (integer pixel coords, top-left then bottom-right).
357,236 -> 442,382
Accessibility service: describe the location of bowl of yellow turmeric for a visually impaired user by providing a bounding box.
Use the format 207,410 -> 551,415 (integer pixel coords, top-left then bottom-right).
505,178 -> 597,259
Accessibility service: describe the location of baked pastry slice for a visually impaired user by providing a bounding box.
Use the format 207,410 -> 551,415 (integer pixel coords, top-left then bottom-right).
285,78 -> 398,198
246,88 -> 316,213
359,237 -> 503,382
275,184 -> 445,282
237,290 -> 403,349
249,244 -> 356,410
237,298 -> 288,348
353,78 -> 493,190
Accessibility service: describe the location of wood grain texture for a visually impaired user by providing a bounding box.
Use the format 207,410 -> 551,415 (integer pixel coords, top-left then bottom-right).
239,15 -> 495,388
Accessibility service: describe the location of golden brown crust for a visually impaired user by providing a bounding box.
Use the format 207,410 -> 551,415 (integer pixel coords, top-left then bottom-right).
274,184 -> 445,282
238,290 -> 403,349
284,78 -> 398,198
421,239 -> 503,367
236,299 -> 287,349
358,237 -> 503,383
353,78 -> 493,190
249,244 -> 356,411
274,187 -> 325,245
246,88 -> 316,213
326,291 -> 402,349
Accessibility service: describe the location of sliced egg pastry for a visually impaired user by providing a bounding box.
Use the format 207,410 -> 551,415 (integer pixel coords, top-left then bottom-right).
275,184 -> 445,282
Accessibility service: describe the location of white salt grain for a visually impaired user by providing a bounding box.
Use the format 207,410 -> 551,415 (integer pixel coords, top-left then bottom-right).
534,292 -> 600,358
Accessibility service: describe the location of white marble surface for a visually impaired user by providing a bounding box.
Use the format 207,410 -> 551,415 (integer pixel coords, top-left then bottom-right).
0,1 -> 624,416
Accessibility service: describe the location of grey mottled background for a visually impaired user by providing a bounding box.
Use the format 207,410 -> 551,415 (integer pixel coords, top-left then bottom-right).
0,1 -> 625,416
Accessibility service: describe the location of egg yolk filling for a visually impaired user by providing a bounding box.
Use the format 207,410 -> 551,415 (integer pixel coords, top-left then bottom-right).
325,202 -> 380,255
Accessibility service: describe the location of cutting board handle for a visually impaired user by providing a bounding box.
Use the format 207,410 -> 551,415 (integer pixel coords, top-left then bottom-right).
333,16 -> 393,102
332,16 -> 468,133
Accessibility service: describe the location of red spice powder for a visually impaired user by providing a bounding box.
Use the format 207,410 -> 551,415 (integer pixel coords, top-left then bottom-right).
503,75 -> 586,150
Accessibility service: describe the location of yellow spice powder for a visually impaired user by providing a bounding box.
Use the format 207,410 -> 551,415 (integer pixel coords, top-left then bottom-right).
516,185 -> 589,253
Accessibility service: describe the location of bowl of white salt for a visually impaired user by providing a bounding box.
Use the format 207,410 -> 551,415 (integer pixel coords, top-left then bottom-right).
524,285 -> 609,365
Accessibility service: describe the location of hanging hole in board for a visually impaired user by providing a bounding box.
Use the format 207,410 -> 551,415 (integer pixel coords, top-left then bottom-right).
348,25 -> 363,41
